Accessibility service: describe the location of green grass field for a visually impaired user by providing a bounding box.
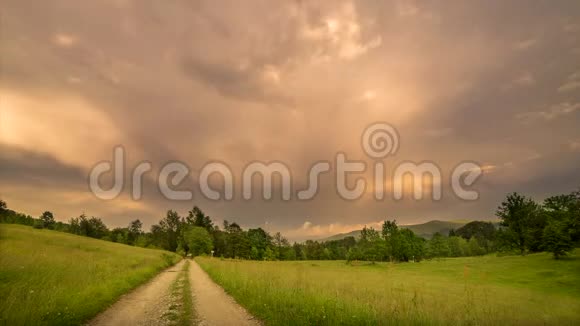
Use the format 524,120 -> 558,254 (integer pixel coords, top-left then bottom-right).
197,252 -> 580,325
0,224 -> 181,325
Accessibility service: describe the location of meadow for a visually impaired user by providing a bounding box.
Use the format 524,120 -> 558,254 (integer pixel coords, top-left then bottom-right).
0,224 -> 181,325
197,251 -> 580,325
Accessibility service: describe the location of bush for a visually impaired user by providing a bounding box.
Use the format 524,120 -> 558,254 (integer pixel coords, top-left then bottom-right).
32,220 -> 44,229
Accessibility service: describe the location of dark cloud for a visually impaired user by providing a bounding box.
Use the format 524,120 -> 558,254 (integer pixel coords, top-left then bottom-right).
1,0 -> 580,240
0,144 -> 86,188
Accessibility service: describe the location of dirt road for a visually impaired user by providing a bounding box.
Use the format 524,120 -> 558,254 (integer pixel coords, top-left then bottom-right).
88,259 -> 260,326
88,260 -> 186,326
189,260 -> 260,326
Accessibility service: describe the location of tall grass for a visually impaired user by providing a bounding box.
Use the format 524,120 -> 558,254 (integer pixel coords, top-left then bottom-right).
0,224 -> 181,325
197,251 -> 580,325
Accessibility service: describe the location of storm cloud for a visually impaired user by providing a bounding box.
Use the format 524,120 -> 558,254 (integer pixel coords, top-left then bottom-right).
1,0 -> 579,240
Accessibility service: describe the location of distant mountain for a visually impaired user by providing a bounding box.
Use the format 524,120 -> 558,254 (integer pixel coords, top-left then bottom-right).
319,220 -> 468,242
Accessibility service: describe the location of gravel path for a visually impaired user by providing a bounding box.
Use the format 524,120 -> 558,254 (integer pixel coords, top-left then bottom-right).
87,260 -> 185,326
189,260 -> 261,326
87,259 -> 260,325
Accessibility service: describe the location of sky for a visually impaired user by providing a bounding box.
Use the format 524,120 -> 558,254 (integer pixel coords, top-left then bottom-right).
1,0 -> 580,241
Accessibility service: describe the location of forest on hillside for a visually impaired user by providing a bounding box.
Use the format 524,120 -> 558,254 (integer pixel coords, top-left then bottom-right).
1,189 -> 579,261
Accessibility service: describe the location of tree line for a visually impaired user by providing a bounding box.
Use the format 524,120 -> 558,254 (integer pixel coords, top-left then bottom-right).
1,188 -> 578,261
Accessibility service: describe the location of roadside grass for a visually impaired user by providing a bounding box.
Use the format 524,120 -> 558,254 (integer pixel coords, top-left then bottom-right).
0,224 -> 181,325
197,251 -> 580,325
162,260 -> 196,326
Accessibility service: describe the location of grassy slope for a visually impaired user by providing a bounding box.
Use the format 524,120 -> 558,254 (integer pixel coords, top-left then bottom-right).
197,251 -> 580,325
0,224 -> 181,325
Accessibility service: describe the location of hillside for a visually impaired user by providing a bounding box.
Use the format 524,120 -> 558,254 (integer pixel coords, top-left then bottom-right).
0,224 -> 180,325
319,220 -> 468,241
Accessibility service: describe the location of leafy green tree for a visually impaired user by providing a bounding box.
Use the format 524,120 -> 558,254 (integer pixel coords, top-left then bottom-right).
263,246 -> 276,260
150,224 -> 167,249
397,228 -> 425,262
86,217 -> 109,239
273,232 -> 289,260
428,232 -> 449,258
69,214 -> 108,239
447,236 -> 463,257
250,246 -> 260,260
224,221 -> 250,258
187,206 -> 214,231
542,221 -> 573,259
293,243 -> 305,260
304,240 -> 323,260
127,219 -> 143,245
176,243 -> 186,257
359,226 -> 384,262
32,219 -> 44,229
458,237 -> 470,256
282,247 -> 297,260
184,226 -> 213,256
496,192 -> 539,255
211,229 -> 227,258
248,228 -> 272,260
110,227 -> 129,244
346,246 -> 362,263
0,199 -> 7,214
382,220 -> 399,261
40,211 -> 55,229
543,190 -> 580,243
157,210 -> 182,252
468,237 -> 484,256
321,248 -> 332,260
455,221 -> 496,241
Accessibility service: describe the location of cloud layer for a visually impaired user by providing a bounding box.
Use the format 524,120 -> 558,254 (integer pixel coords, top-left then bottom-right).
2,0 -> 580,240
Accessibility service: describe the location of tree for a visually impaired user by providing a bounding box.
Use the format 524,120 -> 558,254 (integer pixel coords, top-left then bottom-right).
273,232 -> 290,260
447,236 -> 463,257
40,211 -> 55,229
398,229 -> 425,262
111,227 -> 129,244
428,232 -> 449,258
127,219 -> 143,245
455,221 -> 496,241
129,219 -> 142,234
496,192 -> 539,255
68,214 -> 108,238
156,210 -> 182,252
382,220 -> 399,261
304,240 -> 322,260
321,248 -> 332,260
542,220 -> 573,259
263,246 -> 276,260
184,226 -> 213,256
468,237 -> 484,256
0,199 -> 7,213
187,206 -> 214,231
293,243 -> 306,260
359,226 -> 384,262
224,221 -> 250,258
248,228 -> 272,260
282,247 -> 297,260
250,246 -> 260,260
543,190 -> 580,243
86,217 -> 108,239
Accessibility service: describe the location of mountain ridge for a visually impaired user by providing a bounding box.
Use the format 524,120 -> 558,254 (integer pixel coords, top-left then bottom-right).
318,220 -> 471,242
